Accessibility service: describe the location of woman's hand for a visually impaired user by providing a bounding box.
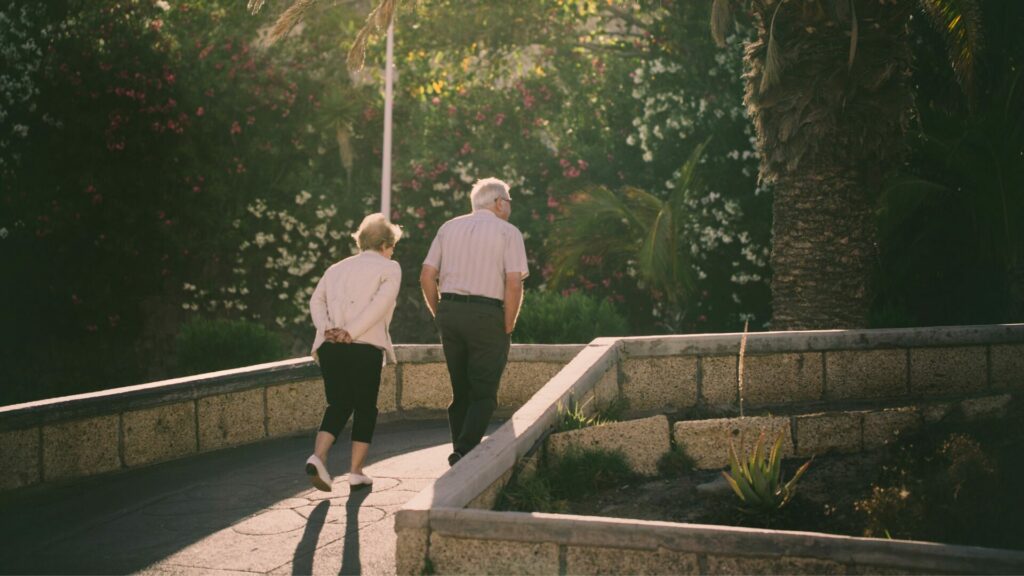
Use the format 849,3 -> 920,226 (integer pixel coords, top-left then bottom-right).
325,328 -> 353,343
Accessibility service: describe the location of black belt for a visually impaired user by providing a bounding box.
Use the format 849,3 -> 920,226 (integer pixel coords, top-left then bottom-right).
440,293 -> 503,308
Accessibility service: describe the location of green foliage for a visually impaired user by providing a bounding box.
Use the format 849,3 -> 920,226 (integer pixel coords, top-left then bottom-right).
494,474 -> 567,514
555,396 -> 629,432
547,448 -> 637,499
721,431 -> 812,519
658,444 -> 696,477
495,447 -> 635,512
515,290 -> 629,344
853,401 -> 1024,549
555,399 -> 603,432
175,318 -> 288,376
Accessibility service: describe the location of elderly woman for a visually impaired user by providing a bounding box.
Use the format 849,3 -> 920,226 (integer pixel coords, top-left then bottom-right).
305,213 -> 402,491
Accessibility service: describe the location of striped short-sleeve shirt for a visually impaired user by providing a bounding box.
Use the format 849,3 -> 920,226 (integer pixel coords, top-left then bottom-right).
423,210 -> 529,300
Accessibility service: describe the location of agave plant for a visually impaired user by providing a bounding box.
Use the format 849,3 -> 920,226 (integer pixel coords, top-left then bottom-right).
721,431 -> 812,518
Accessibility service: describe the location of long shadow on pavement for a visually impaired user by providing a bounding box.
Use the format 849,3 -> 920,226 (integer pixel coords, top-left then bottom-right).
0,419 -> 453,575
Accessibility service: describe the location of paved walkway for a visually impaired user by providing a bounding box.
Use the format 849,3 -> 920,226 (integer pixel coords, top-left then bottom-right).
0,419 -> 462,575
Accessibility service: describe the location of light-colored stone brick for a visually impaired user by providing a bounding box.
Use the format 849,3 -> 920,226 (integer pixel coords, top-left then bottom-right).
921,402 -> 954,423
566,546 -> 700,575
701,355 -> 737,406
466,468 -> 512,510
672,416 -> 792,470
910,346 -> 987,396
266,378 -> 324,437
743,353 -> 823,406
622,356 -> 698,412
547,415 -> 671,476
497,362 -> 563,408
991,344 -> 1024,390
399,362 -> 451,412
380,364 -> 398,414
197,389 -> 265,451
826,349 -> 907,400
395,526 -> 429,576
429,534 -> 558,575
795,412 -> 861,457
706,555 -> 846,575
43,415 -> 120,481
0,427 -> 40,491
863,408 -> 920,450
123,402 -> 196,467
960,394 -> 1012,420
594,366 -> 620,410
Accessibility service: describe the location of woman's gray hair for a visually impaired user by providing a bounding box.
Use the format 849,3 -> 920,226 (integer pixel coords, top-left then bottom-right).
470,177 -> 511,210
353,212 -> 402,252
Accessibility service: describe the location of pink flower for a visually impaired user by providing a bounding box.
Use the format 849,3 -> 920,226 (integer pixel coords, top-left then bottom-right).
431,97 -> 441,105
547,196 -> 559,208
494,113 -> 505,126
460,142 -> 473,156
475,111 -> 486,121
230,121 -> 242,135
195,106 -> 205,117
150,19 -> 163,31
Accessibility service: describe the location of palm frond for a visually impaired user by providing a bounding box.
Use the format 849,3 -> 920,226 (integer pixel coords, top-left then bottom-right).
247,0 -> 268,15
347,0 -> 400,72
759,0 -> 785,95
267,0 -> 316,43
920,0 -> 984,98
711,0 -> 733,47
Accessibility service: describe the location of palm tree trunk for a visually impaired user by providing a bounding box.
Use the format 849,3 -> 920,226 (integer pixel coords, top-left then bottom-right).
771,161 -> 876,329
743,0 -> 914,330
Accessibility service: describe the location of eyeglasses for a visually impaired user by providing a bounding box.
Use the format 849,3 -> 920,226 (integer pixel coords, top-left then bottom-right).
496,197 -> 512,205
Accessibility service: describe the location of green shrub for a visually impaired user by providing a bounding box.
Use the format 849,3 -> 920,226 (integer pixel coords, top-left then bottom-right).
175,318 -> 289,376
515,290 -> 630,344
548,448 -> 637,499
854,413 -> 1014,547
495,475 -> 567,513
555,397 -> 629,432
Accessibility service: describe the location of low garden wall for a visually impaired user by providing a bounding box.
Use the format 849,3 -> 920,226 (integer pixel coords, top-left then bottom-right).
395,324 -> 1024,575
0,344 -> 582,493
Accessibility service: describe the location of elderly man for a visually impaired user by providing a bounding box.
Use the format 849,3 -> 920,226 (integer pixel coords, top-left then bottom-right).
420,177 -> 529,466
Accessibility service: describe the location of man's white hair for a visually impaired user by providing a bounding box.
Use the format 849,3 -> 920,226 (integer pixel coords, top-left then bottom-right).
470,177 -> 511,210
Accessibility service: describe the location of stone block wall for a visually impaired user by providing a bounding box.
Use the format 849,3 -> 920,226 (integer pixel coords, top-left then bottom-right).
396,324 -> 1024,575
0,345 -> 580,493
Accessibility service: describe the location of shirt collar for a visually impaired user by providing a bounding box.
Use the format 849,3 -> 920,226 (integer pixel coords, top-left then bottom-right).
471,209 -> 500,219
360,250 -> 388,260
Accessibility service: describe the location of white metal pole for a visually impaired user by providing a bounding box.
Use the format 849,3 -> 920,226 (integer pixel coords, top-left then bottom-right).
381,22 -> 394,220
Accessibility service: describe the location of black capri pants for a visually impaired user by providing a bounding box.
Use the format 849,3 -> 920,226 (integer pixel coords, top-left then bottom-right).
316,341 -> 383,443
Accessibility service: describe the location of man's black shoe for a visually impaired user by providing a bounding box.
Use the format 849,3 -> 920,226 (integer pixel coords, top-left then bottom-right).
447,451 -> 464,467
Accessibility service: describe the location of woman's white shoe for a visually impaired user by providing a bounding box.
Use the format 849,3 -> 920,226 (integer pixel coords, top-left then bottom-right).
348,472 -> 374,488
305,455 -> 332,492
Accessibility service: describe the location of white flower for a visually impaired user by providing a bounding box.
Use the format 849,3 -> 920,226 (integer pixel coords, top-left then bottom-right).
155,0 -> 170,11
295,190 -> 312,205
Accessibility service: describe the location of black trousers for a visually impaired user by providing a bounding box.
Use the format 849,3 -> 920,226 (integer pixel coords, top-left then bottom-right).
317,342 -> 383,443
436,300 -> 510,454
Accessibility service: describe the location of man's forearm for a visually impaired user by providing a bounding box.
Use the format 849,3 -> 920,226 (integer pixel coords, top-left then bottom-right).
420,274 -> 440,318
504,280 -> 523,334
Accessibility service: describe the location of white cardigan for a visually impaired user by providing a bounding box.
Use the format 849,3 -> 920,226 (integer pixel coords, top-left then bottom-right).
309,250 -> 402,364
